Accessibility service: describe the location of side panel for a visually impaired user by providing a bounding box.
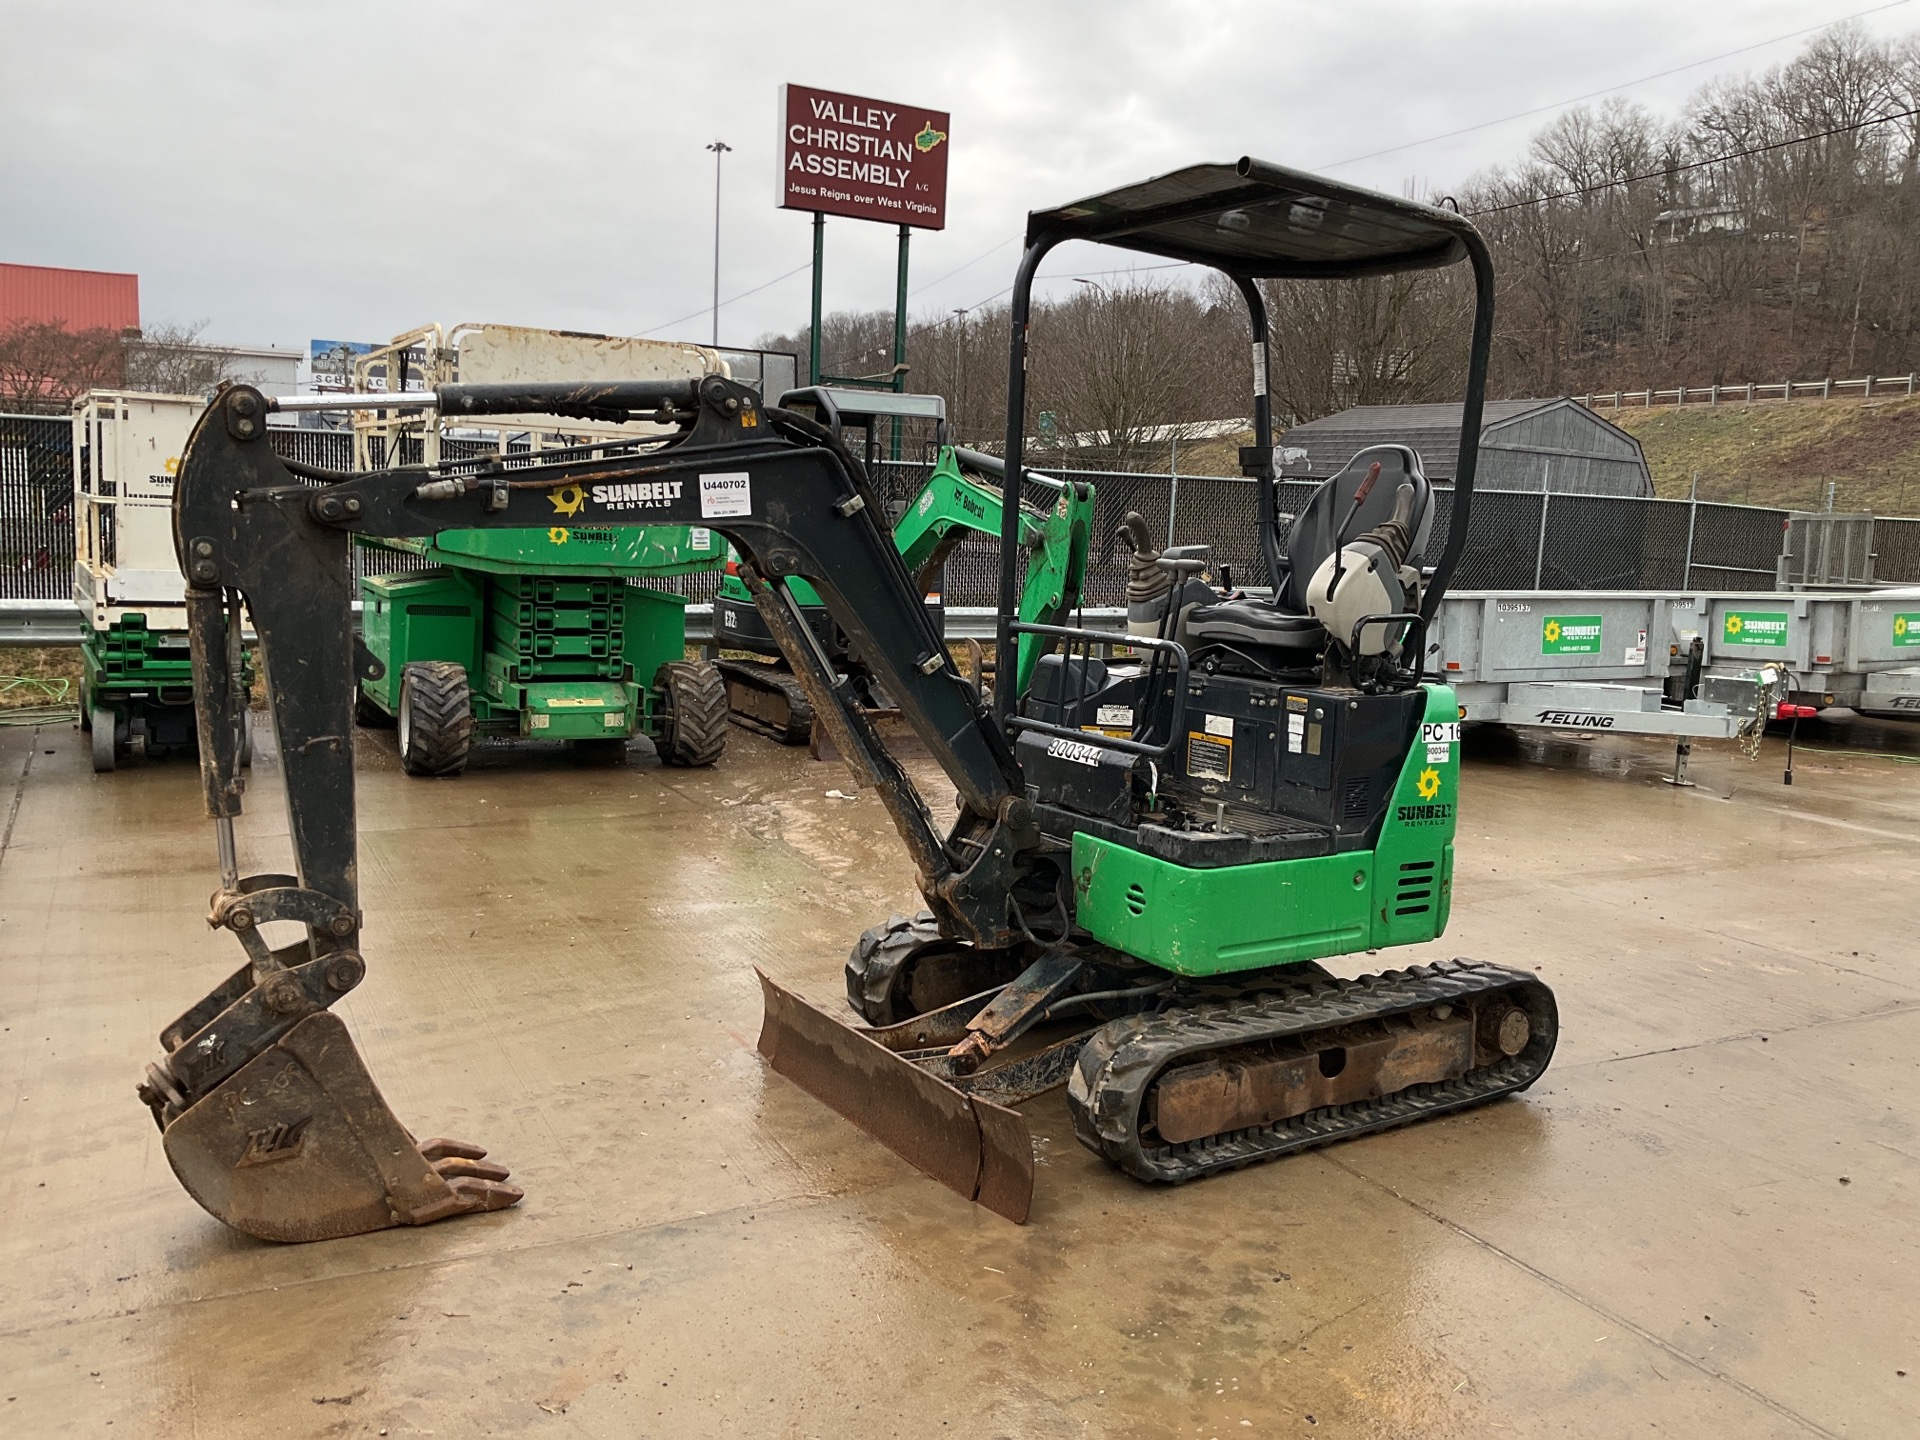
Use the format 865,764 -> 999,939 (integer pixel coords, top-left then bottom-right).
1072,685 -> 1459,977
624,585 -> 689,734
359,568 -> 484,711
1368,684 -> 1459,948
1073,840 -> 1373,976
427,523 -> 724,577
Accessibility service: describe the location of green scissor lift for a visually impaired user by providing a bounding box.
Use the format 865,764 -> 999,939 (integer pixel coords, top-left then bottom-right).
355,523 -> 729,776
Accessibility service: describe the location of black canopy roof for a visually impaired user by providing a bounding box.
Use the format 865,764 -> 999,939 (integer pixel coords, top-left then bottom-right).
1026,158 -> 1476,279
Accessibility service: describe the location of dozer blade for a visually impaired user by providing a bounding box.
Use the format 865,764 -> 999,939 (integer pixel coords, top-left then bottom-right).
157,1011 -> 522,1243
755,969 -> 1034,1223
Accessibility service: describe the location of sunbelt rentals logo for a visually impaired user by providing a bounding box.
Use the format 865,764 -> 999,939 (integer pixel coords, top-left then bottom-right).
1723,610 -> 1789,646
1542,615 -> 1603,655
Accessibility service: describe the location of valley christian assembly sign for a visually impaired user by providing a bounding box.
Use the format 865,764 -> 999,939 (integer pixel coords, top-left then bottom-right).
779,84 -> 949,230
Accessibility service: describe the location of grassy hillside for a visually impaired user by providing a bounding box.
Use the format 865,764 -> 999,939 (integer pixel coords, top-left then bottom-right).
1609,397 -> 1920,515
1055,398 -> 1920,520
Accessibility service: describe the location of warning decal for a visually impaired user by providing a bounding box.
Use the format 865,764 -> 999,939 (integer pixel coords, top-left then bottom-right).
1186,732 -> 1232,782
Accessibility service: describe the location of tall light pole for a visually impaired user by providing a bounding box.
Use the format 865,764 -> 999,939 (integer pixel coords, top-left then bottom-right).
951,307 -> 967,443
706,140 -> 732,347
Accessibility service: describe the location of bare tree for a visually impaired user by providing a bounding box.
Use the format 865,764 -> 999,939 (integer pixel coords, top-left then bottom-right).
1024,278 -> 1237,471
123,320 -> 245,396
761,25 -> 1920,453
1239,268 -> 1471,424
0,322 -> 126,410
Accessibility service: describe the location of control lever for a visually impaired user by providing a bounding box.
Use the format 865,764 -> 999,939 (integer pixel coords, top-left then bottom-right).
1327,461 -> 1383,598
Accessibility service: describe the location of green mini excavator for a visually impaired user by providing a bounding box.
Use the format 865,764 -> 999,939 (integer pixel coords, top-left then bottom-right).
714,387 -> 1094,743
144,157 -> 1554,1241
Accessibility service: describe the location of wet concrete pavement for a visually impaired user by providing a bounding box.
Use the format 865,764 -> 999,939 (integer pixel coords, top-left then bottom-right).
0,715 -> 1915,1437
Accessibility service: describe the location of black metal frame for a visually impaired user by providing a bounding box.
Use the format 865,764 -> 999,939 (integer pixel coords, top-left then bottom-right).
993,155 -> 1497,723
1003,622 -> 1190,758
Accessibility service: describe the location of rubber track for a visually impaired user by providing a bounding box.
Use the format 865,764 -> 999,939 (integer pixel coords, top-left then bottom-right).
1067,960 -> 1558,1183
715,660 -> 814,746
845,911 -> 942,1025
659,661 -> 729,766
399,662 -> 473,776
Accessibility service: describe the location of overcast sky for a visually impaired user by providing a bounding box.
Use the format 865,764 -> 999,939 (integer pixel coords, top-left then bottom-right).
2,0 -> 1913,358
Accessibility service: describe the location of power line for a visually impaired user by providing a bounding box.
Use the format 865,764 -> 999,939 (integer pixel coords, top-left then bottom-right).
637,260 -> 811,338
940,260 -> 1196,323
1317,0 -> 1914,171
1468,105 -> 1920,216
907,234 -> 1019,298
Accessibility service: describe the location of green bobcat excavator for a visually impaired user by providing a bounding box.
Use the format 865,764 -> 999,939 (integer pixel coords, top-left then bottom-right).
714,393 -> 1094,743
142,157 -> 1554,1240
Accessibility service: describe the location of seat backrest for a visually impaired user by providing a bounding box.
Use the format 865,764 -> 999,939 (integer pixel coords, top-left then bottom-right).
1280,444 -> 1433,611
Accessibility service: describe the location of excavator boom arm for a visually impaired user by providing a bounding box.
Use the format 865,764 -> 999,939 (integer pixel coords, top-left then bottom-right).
147,376 -> 1045,1241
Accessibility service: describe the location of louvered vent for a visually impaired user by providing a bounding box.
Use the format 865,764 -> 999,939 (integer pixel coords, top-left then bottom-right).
1394,860 -> 1435,916
1341,777 -> 1372,821
1126,882 -> 1148,916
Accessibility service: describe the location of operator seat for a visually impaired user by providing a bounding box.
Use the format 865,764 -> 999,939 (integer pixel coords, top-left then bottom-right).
1182,444 -> 1434,668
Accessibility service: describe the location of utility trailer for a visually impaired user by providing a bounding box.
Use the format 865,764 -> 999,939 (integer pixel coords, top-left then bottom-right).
1429,586 -> 1920,738
72,391 -> 251,772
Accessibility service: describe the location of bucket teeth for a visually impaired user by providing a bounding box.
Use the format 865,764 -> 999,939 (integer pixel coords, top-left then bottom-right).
431,1154 -> 514,1183
418,1137 -> 490,1162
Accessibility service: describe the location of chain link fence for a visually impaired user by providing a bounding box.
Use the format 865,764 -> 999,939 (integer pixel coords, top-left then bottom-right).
7,409 -> 1918,611
0,414 -> 76,599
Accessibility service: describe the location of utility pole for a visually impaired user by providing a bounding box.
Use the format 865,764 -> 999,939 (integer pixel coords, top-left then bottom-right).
951,308 -> 967,444
705,140 -> 732,347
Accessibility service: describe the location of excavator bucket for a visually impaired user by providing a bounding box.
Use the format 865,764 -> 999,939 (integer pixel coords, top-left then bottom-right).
755,970 -> 1035,1223
151,1012 -> 521,1243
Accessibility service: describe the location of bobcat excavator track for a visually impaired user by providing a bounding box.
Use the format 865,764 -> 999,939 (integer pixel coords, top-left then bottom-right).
760,956 -> 1553,1222
1069,960 -> 1556,1184
716,659 -> 815,745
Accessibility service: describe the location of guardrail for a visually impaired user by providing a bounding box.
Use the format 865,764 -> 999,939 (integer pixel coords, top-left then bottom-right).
1575,375 -> 1920,409
1,598 -> 1130,650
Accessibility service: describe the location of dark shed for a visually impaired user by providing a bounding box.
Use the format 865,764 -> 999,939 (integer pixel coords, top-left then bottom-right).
1281,397 -> 1651,496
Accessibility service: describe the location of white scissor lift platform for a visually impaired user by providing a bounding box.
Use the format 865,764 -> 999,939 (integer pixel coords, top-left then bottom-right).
1430,587 -> 1920,739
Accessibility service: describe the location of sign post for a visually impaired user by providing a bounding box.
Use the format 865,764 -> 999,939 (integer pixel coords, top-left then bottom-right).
779,84 -> 949,391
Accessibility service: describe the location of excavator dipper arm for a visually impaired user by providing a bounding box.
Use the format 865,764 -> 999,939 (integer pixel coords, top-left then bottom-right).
150,376 -> 1044,1240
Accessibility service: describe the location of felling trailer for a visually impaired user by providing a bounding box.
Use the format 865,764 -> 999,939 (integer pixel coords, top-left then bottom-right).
1426,586 -> 1920,736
